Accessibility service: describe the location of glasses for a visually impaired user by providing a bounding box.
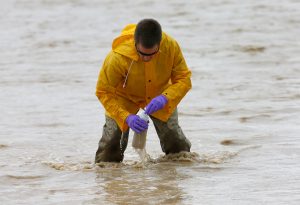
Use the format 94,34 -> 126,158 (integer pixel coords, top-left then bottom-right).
135,44 -> 160,56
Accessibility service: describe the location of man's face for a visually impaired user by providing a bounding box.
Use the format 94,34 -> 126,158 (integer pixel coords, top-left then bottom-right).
135,43 -> 159,62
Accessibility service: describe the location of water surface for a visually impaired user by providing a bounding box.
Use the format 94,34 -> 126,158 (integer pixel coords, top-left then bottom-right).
1,0 -> 300,204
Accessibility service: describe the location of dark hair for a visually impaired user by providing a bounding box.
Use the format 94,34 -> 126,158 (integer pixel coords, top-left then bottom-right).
134,19 -> 162,48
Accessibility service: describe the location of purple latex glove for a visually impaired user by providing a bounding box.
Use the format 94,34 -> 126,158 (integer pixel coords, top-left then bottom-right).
145,95 -> 168,115
126,114 -> 148,133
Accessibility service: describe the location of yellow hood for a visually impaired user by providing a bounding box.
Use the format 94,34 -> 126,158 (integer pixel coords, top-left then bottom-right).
112,24 -> 139,61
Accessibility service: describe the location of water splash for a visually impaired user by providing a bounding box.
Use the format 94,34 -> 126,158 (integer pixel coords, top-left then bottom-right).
134,148 -> 151,162
42,161 -> 94,171
130,148 -> 154,168
155,151 -> 237,164
43,151 -> 239,171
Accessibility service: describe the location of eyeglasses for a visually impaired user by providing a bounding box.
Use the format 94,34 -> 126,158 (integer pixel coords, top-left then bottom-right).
135,44 -> 160,56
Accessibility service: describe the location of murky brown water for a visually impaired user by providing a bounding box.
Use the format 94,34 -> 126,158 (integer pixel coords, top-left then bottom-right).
1,0 -> 300,204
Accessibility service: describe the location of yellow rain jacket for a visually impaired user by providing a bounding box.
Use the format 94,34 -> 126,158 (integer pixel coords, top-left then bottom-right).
96,24 -> 192,132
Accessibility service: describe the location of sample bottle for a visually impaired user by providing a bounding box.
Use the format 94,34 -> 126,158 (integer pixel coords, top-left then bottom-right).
132,111 -> 149,149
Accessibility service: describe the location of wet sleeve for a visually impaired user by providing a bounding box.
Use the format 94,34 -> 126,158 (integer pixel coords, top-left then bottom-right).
95,52 -> 131,131
162,41 -> 192,112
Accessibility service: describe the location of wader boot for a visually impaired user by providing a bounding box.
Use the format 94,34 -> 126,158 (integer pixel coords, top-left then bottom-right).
150,109 -> 191,154
95,116 -> 129,163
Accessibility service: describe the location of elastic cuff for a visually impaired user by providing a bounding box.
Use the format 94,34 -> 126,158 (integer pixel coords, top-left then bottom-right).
161,94 -> 169,102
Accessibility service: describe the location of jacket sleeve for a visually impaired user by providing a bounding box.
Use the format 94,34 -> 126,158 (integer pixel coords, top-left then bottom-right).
162,40 -> 192,112
95,51 -> 131,131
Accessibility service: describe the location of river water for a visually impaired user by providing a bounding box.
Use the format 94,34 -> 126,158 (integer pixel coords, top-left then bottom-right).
1,0 -> 300,204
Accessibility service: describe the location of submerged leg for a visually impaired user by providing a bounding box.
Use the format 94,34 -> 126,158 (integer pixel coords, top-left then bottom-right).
150,109 -> 191,154
95,116 -> 129,163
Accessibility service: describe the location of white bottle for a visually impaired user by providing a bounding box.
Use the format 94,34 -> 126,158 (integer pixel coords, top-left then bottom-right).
132,111 -> 149,149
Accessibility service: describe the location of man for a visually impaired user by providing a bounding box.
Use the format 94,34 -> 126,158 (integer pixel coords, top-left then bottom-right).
95,19 -> 192,163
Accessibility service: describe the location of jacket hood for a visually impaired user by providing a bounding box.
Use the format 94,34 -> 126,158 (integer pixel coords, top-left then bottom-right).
112,24 -> 139,61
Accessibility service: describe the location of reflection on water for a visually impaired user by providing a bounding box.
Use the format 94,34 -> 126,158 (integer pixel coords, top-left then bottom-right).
95,162 -> 188,205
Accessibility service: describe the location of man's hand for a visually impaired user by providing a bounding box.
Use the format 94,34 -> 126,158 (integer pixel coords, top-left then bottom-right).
145,95 -> 168,115
126,114 -> 148,133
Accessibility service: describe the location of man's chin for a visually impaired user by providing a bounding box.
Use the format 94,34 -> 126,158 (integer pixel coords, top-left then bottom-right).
142,59 -> 152,62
